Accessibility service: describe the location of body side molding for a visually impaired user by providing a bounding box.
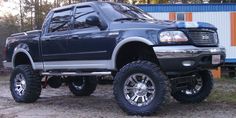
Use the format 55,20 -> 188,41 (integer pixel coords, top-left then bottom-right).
43,60 -> 113,70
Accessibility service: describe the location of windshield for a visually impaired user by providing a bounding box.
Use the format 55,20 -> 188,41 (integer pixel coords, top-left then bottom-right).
98,2 -> 156,21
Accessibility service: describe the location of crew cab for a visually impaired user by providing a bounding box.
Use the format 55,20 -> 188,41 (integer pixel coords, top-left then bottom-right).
3,2 -> 225,115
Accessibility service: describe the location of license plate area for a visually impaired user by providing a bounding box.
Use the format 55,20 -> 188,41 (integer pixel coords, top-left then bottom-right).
212,55 -> 221,65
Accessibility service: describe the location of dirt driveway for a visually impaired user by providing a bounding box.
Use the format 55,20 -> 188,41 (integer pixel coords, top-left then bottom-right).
0,76 -> 236,118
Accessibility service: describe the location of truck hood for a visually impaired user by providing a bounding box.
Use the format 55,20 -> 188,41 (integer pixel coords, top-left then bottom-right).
109,20 -> 217,31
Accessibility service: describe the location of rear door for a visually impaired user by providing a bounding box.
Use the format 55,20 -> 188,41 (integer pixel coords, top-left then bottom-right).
41,8 -> 73,61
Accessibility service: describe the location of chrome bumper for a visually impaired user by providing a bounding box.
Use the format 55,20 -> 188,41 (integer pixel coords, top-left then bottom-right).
153,46 -> 225,59
2,61 -> 13,68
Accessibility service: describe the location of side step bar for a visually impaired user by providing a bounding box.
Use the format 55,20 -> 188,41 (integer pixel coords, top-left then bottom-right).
41,71 -> 111,76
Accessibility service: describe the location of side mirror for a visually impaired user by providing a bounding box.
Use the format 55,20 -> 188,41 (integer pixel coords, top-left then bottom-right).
86,15 -> 100,27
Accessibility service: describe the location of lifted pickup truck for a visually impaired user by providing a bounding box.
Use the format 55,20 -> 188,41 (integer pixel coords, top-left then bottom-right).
3,2 -> 225,115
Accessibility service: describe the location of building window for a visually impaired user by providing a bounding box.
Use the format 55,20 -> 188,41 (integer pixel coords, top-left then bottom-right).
176,13 -> 185,21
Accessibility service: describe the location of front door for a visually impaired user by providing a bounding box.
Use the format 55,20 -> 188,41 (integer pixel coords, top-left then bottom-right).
67,6 -> 116,61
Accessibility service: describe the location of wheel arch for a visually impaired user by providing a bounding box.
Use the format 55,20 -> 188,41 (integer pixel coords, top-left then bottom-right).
111,37 -> 155,70
12,48 -> 36,69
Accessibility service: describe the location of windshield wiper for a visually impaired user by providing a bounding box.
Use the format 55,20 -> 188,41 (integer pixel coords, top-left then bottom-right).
114,17 -> 140,21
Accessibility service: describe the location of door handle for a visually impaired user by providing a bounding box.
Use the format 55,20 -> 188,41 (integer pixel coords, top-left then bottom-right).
48,36 -> 60,39
44,36 -> 61,41
44,38 -> 56,41
69,35 -> 81,39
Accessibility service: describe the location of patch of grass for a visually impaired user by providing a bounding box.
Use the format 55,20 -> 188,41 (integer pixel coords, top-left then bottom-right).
221,77 -> 236,80
208,90 -> 236,103
209,78 -> 236,103
215,77 -> 236,84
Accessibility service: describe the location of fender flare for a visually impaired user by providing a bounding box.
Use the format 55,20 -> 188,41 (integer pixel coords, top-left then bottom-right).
110,37 -> 154,69
12,48 -> 36,69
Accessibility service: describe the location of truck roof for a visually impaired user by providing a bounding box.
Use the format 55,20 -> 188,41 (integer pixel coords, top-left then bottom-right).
51,1 -> 103,12
51,2 -> 130,12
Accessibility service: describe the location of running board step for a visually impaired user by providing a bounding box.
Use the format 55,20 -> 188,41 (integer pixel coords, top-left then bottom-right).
41,71 -> 111,76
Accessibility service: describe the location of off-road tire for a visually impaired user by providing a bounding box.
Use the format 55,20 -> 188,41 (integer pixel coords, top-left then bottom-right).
113,61 -> 169,115
68,77 -> 97,96
171,70 -> 213,103
10,65 -> 42,103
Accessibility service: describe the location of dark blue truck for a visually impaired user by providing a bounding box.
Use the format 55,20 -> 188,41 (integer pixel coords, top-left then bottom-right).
3,2 -> 225,115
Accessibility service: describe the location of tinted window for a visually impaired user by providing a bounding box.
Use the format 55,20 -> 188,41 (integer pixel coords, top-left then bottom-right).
48,9 -> 72,33
74,6 -> 98,29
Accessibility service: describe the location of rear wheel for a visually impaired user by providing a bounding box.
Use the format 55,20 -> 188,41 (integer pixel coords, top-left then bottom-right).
68,76 -> 97,96
113,61 -> 169,115
10,65 -> 42,103
171,70 -> 213,103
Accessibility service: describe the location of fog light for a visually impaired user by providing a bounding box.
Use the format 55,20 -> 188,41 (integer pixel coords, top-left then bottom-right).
182,61 -> 195,67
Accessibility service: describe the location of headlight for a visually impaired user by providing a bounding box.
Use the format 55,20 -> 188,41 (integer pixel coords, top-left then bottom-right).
159,31 -> 188,43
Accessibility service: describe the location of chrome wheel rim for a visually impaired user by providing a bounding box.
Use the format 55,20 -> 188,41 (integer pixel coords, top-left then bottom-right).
14,73 -> 26,96
124,73 -> 155,107
182,75 -> 203,95
72,78 -> 85,90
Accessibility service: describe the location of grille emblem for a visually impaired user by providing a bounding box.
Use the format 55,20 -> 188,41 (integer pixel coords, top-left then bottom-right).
202,35 -> 210,40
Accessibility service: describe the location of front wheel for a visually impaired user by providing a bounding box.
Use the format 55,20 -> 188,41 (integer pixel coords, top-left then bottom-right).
171,70 -> 213,103
113,61 -> 169,115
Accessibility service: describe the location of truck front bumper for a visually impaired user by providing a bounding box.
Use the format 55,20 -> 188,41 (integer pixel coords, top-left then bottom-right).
153,46 -> 226,73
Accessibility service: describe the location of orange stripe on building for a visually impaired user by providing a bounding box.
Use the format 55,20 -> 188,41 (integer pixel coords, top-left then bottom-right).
169,12 -> 176,20
185,12 -> 192,21
231,12 -> 236,46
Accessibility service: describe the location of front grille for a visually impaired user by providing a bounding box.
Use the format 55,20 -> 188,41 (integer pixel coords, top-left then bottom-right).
187,30 -> 218,46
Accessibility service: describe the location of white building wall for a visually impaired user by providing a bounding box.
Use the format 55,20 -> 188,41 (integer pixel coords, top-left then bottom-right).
149,13 -> 169,20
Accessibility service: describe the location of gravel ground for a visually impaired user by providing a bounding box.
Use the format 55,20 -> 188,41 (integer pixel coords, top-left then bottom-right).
0,76 -> 236,118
